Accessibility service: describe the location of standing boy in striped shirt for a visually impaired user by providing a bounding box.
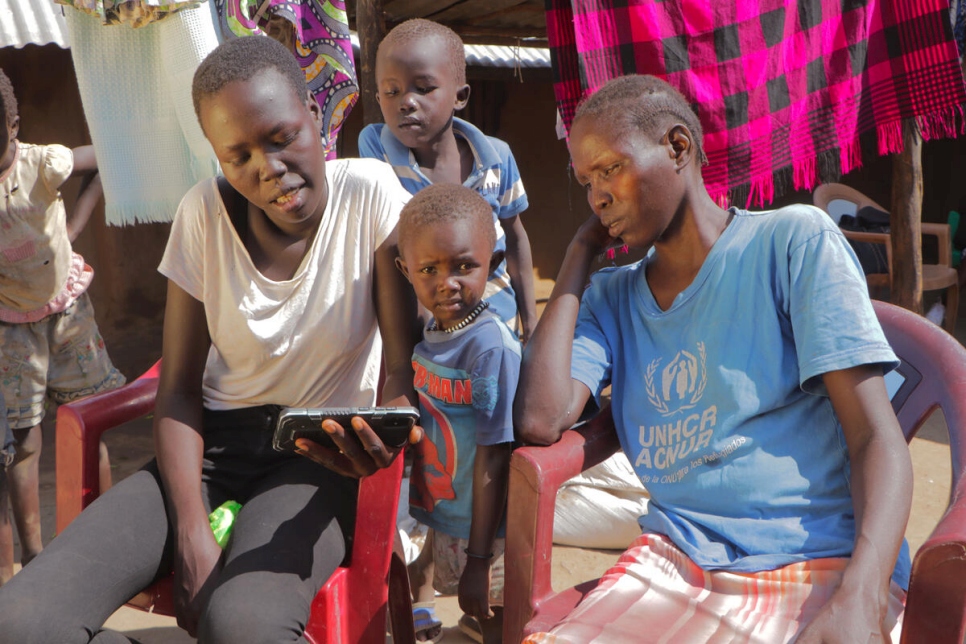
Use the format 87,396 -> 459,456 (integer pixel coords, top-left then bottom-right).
359,18 -> 537,345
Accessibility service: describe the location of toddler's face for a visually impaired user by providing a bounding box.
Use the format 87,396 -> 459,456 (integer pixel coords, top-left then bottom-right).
199,69 -> 327,237
375,36 -> 468,153
397,217 -> 494,331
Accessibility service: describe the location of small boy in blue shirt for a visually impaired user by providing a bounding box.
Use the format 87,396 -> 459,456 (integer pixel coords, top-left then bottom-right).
360,18 -> 538,344
395,184 -> 520,644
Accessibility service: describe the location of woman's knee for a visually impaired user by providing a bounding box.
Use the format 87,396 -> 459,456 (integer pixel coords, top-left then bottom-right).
198,573 -> 314,644
0,590 -> 83,644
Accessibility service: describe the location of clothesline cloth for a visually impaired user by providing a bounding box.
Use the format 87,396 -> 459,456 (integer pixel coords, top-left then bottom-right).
65,3 -> 221,225
547,0 -> 966,206
62,1 -> 357,224
55,0 -> 200,27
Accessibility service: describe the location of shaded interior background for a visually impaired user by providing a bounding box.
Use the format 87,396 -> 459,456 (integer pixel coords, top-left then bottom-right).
2,43 -> 964,381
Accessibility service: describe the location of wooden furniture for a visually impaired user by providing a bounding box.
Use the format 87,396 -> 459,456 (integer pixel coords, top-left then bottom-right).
504,300 -> 966,644
55,361 -> 415,644
813,182 -> 959,333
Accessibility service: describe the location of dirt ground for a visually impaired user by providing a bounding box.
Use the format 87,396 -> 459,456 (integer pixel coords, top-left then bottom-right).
6,299 -> 964,643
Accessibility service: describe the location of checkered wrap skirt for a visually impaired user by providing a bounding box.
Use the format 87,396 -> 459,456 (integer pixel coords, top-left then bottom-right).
523,533 -> 905,643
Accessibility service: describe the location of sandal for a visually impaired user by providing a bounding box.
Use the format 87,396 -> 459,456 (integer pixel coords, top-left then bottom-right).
457,614 -> 483,644
413,602 -> 444,643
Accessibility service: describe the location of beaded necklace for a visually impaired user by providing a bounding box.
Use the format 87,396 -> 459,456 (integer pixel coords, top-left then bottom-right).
428,301 -> 489,333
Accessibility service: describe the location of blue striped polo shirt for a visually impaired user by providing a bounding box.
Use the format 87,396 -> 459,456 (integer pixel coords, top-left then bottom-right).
358,117 -> 528,330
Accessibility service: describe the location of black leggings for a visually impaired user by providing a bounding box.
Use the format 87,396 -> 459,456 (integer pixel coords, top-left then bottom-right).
0,406 -> 358,644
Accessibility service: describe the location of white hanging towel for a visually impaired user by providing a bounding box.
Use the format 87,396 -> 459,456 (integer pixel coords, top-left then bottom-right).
65,3 -> 220,225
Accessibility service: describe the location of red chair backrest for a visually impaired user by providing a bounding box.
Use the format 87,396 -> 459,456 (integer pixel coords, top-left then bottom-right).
873,301 -> 966,644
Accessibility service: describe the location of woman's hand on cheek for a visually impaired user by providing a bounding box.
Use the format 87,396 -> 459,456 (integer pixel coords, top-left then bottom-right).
574,214 -> 619,256
295,417 -> 408,478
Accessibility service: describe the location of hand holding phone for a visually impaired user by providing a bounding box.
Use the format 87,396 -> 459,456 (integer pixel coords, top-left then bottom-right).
273,406 -> 420,452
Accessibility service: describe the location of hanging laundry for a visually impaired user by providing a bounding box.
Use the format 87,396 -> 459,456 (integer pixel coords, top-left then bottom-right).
65,3 -> 220,225
213,0 -> 358,158
546,0 -> 966,207
55,0 -> 200,28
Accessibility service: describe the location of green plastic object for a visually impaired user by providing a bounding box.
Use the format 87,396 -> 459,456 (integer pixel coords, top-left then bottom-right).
950,211 -> 961,268
209,500 -> 242,548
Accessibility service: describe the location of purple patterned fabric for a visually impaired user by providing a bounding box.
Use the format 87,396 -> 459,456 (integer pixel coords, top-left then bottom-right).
215,0 -> 358,158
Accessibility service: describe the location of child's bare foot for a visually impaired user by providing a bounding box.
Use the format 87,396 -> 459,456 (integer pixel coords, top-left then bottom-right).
408,530 -> 440,642
413,602 -> 443,642
459,607 -> 504,644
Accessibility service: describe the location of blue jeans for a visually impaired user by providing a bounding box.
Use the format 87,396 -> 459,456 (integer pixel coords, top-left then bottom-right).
0,405 -> 357,643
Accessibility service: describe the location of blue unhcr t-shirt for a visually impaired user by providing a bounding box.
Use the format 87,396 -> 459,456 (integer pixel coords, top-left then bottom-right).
358,118 -> 528,330
409,310 -> 520,539
571,204 -> 911,588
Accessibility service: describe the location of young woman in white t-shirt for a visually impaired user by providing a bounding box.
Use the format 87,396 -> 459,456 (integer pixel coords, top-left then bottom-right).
0,36 -> 420,644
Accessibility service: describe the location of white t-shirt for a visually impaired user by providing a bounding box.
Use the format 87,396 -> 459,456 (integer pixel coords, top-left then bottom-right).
159,158 -> 409,410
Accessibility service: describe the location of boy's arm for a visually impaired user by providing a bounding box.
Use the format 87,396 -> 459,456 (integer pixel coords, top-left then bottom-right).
67,171 -> 102,242
500,214 -> 539,344
373,233 -> 420,407
515,216 -> 609,445
295,233 -> 422,476
459,441 -> 513,621
797,364 -> 912,643
70,145 -> 97,175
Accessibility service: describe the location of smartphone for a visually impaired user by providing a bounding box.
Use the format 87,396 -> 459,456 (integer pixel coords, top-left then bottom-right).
272,406 -> 420,452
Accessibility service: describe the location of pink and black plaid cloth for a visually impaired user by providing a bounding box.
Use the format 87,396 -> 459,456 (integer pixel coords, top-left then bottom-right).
546,0 -> 966,206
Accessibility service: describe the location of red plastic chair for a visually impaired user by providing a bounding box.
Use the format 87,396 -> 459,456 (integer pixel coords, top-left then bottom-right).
55,360 -> 415,644
504,300 -> 966,644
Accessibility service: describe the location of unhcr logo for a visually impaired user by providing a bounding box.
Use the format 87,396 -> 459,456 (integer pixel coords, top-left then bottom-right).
644,343 -> 707,417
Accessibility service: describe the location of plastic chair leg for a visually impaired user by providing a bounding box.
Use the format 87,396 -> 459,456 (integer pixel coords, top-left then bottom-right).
388,553 -> 416,644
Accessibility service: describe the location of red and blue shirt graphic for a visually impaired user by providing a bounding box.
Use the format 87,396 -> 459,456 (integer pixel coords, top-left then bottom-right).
409,311 -> 520,539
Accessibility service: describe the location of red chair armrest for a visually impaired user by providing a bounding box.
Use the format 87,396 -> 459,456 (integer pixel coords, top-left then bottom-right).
902,475 -> 966,644
504,406 -> 620,642
56,362 -> 160,533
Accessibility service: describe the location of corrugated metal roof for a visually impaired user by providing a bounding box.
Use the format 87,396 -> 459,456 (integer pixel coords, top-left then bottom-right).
1,7 -> 550,65
0,0 -> 70,48
464,42 -> 549,69
349,33 -> 549,70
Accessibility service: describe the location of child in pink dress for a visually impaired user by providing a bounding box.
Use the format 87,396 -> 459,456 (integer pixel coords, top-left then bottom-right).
0,68 -> 124,585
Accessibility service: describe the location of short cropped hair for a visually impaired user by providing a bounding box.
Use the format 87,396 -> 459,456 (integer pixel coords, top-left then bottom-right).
574,75 -> 707,165
378,19 -> 466,86
0,69 -> 18,126
398,184 -> 494,254
192,35 -> 307,124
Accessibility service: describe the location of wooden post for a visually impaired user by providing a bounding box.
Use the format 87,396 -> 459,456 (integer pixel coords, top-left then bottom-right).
356,0 -> 386,126
890,119 -> 923,314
